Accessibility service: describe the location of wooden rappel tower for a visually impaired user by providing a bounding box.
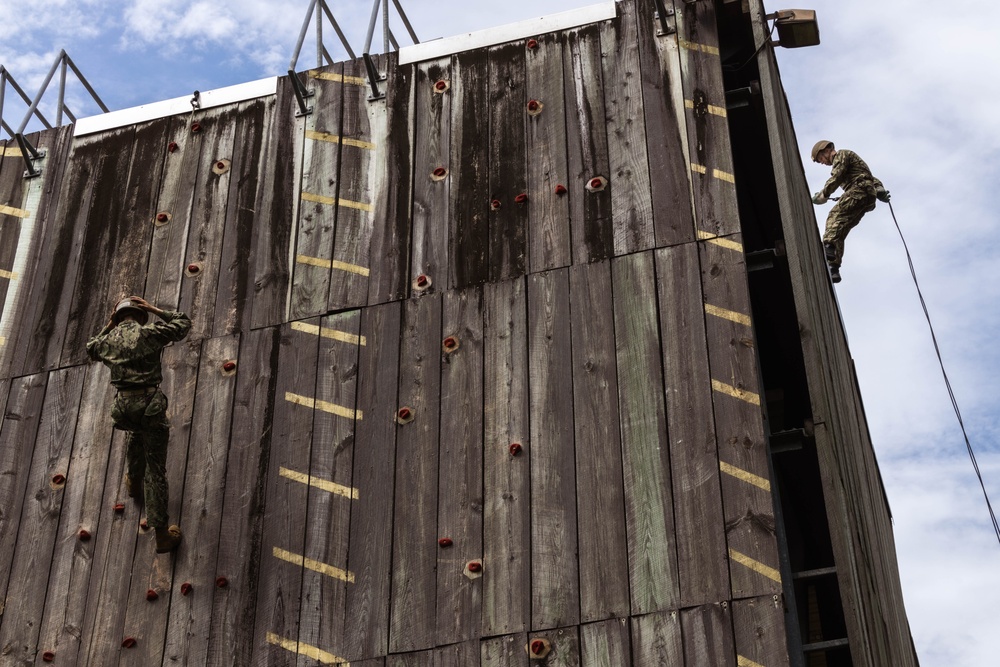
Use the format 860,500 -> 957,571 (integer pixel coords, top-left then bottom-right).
0,0 -> 918,665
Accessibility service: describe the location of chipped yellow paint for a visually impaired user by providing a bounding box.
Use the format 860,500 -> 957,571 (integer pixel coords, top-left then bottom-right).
1,146 -> 23,157
301,191 -> 373,212
309,70 -> 367,86
279,466 -> 359,499
678,39 -> 720,56
696,230 -> 744,252
713,168 -> 736,183
684,99 -> 728,117
729,548 -> 782,583
295,254 -> 370,277
273,547 -> 356,583
0,269 -> 18,281
284,391 -> 363,420
0,204 -> 30,219
738,656 -> 767,667
720,461 -> 771,492
711,379 -> 761,406
290,321 -> 366,346
266,632 -> 349,665
305,130 -> 376,151
705,303 -> 751,326
690,163 -> 707,174
0,336 -> 5,346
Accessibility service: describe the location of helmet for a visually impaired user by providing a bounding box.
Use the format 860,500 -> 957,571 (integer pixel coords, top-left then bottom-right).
811,139 -> 834,161
112,298 -> 149,325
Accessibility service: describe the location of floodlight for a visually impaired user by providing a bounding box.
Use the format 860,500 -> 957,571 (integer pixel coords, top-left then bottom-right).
768,9 -> 820,49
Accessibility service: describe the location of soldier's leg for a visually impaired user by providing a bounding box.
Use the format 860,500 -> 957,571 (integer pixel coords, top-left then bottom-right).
125,431 -> 146,500
823,200 -> 867,268
141,391 -> 171,529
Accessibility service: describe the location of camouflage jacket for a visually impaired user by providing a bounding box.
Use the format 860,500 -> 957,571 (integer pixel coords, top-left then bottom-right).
86,311 -> 192,389
821,149 -> 884,199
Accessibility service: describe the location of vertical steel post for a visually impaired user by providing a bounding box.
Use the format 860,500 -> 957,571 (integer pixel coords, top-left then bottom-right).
56,57 -> 67,127
382,0 -> 390,53
363,0 -> 380,54
316,0 -> 324,67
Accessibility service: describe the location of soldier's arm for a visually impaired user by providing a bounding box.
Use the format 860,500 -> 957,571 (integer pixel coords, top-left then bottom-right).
147,310 -> 193,344
821,153 -> 848,198
85,322 -> 114,361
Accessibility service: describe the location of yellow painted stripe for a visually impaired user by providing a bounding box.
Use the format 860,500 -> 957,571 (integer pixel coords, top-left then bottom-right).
697,230 -> 744,252
295,254 -> 370,277
729,548 -> 782,583
713,168 -> 736,183
273,547 -> 356,583
684,99 -> 727,117
679,39 -> 720,56
305,130 -> 376,151
720,461 -> 771,492
690,163 -> 707,175
0,204 -> 30,218
301,191 -> 373,212
0,269 -> 18,281
279,466 -> 359,500
0,336 -> 6,346
290,321 -> 366,346
738,656 -> 767,667
2,146 -> 23,157
712,379 -> 761,406
310,70 -> 368,86
705,303 -> 751,326
266,632 -> 349,665
285,391 -> 363,420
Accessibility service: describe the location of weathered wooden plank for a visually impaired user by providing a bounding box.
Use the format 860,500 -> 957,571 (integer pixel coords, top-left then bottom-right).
631,610 -> 683,666
674,0 -> 740,237
732,595 -> 789,667
214,98 -> 272,336
176,105 -> 241,341
0,366 -> 84,663
611,251 -> 679,614
434,639 -> 480,667
569,261 -> 629,622
699,237 -> 781,600
527,626 -> 581,667
436,286 -> 484,644
655,244 -> 729,606
449,49 -> 491,289
251,320 -> 321,665
527,269 -> 578,630
525,32 -> 571,273
488,42 -> 528,281
343,301 -> 401,660
207,325 -> 280,666
564,25 -> 613,264
162,334 -> 240,666
0,125 -> 74,379
327,58 -> 380,310
633,0 -> 696,246
290,64 -> 346,319
0,133 -> 30,320
119,337 -> 201,667
410,58 -> 452,294
600,0 -> 655,255
581,618 -> 632,667
388,650 -> 434,667
482,278 -> 530,637
389,294 -> 442,652
481,632 -> 530,667
250,78 -> 300,329
367,52 -> 414,306
681,603 -> 737,667
0,373 -> 48,607
296,309 -> 361,663
34,362 -> 116,666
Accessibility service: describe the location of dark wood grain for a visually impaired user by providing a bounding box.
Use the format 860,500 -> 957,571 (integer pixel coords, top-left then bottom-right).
733,595 -> 789,667
631,610 -> 683,666
0,133 -> 30,320
481,632 -> 530,667
581,618 -> 632,667
681,603 -> 737,667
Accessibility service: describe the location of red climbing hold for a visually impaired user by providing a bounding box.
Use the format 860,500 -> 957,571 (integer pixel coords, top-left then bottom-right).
467,561 -> 483,573
554,184 -> 567,195
42,651 -> 55,662
527,99 -> 540,112
167,141 -> 179,153
114,503 -> 125,513
514,193 -> 528,204
526,38 -> 539,49
531,640 -> 545,655
415,274 -> 429,288
52,473 -> 66,485
191,121 -> 202,133
433,167 -> 447,177
146,588 -> 159,601
490,199 -> 502,211
216,576 -> 229,588
156,212 -> 170,223
78,529 -> 91,541
222,360 -> 237,372
590,177 -> 603,188
181,582 -> 193,596
443,336 -> 459,352
140,519 -> 149,530
122,637 -> 137,649
187,263 -> 201,274
509,442 -> 523,456
434,79 -> 449,92
438,537 -> 453,548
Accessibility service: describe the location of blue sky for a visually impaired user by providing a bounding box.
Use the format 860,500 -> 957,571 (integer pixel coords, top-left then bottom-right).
2,0 -> 998,664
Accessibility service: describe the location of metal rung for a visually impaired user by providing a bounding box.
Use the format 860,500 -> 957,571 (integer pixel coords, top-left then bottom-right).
802,638 -> 850,653
792,566 -> 837,581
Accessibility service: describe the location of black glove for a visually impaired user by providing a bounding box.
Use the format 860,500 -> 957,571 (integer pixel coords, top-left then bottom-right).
876,186 -> 890,203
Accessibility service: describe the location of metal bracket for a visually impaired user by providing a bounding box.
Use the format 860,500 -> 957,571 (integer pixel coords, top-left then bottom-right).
652,0 -> 677,36
287,70 -> 314,117
14,133 -> 46,179
363,53 -> 386,101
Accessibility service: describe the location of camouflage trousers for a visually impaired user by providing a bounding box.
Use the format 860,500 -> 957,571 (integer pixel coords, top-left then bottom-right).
111,389 -> 170,529
823,189 -> 876,268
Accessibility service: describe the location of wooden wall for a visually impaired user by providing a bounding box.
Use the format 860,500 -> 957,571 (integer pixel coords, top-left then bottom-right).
0,1 -> 910,665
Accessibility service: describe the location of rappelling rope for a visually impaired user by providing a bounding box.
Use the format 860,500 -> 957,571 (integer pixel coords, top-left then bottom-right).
887,200 -> 1000,547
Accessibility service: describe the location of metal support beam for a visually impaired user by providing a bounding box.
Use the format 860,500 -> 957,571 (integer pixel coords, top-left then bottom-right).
651,0 -> 676,35
14,133 -> 45,178
287,70 -> 314,117
362,53 -> 386,101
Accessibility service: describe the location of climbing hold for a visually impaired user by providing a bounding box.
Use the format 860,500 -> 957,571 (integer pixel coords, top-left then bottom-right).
526,99 -> 543,116
509,442 -> 523,456
122,637 -> 137,649
216,576 -> 229,588
167,141 -> 179,153
514,193 -> 528,204
526,38 -> 539,49
146,588 -> 159,601
527,638 -> 552,659
490,199 -> 502,211
432,166 -> 448,180
438,537 -> 453,548
554,184 -> 567,195
586,175 -> 608,192
154,212 -> 171,226
114,503 -> 125,513
222,360 -> 237,373
396,406 -> 415,425
191,121 -> 202,133
212,158 -> 231,175
181,582 -> 193,596
442,336 -> 460,353
78,529 -> 91,542
140,519 -> 149,531
51,473 -> 66,486
413,274 -> 432,292
186,262 -> 202,276
42,651 -> 55,662
433,79 -> 450,93
464,560 -> 484,579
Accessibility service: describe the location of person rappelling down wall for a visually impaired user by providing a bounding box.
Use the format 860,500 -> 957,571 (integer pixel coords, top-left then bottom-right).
810,140 -> 891,283
86,296 -> 192,553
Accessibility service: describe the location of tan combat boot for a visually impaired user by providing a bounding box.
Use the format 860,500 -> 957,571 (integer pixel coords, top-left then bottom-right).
125,474 -> 143,500
155,525 -> 182,553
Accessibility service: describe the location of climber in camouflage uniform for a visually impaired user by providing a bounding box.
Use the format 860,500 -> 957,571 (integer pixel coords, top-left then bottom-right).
86,296 -> 191,553
811,140 -> 890,283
